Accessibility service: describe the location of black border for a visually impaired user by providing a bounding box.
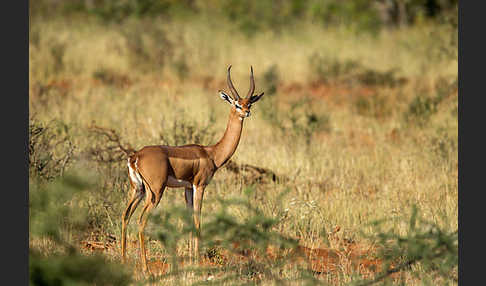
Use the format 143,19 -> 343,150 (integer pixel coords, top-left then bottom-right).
4,0 -> 29,284
458,0 -> 480,285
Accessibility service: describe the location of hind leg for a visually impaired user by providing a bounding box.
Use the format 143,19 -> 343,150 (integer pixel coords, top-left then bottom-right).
138,181 -> 166,274
130,149 -> 170,274
121,184 -> 144,262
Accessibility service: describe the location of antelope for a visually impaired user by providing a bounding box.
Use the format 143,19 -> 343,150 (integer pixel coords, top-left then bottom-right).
121,65 -> 265,273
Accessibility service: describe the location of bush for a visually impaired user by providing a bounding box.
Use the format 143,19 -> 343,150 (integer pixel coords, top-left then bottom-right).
309,54 -> 360,85
29,173 -> 132,285
31,0 -> 458,33
120,19 -> 174,73
30,252 -> 131,286
310,0 -> 382,34
92,67 -> 131,87
50,40 -> 66,74
262,64 -> 280,96
404,94 -> 438,127
355,93 -> 393,119
159,112 -> 217,147
357,206 -> 458,285
216,0 -> 308,36
309,54 -> 406,88
260,96 -> 331,147
429,127 -> 457,164
74,0 -> 194,23
404,77 -> 457,127
29,118 -> 75,180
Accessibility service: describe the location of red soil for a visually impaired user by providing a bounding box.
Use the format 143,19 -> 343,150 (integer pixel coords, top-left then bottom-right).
81,234 -> 384,280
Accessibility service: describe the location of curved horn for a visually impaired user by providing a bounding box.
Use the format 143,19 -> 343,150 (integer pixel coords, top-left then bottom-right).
227,65 -> 240,100
246,66 -> 255,99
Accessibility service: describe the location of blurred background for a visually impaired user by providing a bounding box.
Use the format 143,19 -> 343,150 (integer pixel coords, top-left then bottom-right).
29,1 -> 458,285
29,0 -> 458,84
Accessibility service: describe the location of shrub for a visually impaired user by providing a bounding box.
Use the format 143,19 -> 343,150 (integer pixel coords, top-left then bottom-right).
357,68 -> 407,87
310,0 -> 382,34
355,93 -> 393,119
83,0 -> 187,23
29,173 -> 132,285
429,127 -> 457,164
309,54 -> 360,84
262,64 -> 280,96
309,54 -> 405,88
217,0 -> 307,36
29,118 -> 75,180
404,77 -> 457,127
404,94 -> 438,126
30,252 -> 131,286
286,98 -> 331,146
120,19 -> 173,73
260,96 -> 331,147
357,206 -> 458,285
50,40 -> 66,74
159,113 -> 217,147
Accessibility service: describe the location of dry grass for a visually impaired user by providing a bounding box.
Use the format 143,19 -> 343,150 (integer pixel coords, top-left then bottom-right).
29,15 -> 457,285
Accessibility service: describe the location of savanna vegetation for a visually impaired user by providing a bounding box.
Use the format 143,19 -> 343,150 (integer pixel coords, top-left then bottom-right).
29,0 -> 458,285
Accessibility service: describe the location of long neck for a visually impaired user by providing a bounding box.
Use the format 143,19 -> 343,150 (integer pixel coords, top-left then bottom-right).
208,109 -> 244,168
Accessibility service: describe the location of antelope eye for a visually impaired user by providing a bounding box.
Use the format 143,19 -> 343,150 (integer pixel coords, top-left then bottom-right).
235,103 -> 242,109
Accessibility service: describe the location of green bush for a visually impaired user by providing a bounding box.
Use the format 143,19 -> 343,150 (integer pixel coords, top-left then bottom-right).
429,127 -> 457,164
216,0 -> 308,36
310,54 -> 406,88
77,0 -> 193,23
355,93 -> 393,119
29,173 -> 132,285
50,40 -> 66,74
404,94 -> 438,126
404,77 -> 457,127
30,252 -> 131,286
309,0 -> 382,34
309,54 -> 360,84
262,64 -> 280,96
159,112 -> 217,147
31,0 -> 458,33
260,96 -> 331,147
92,67 -> 131,87
120,19 -> 174,73
357,206 -> 458,285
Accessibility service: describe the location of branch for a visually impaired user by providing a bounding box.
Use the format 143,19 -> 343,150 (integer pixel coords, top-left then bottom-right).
356,250 -> 450,286
88,125 -> 135,156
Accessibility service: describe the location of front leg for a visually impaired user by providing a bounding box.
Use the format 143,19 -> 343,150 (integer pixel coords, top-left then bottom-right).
192,184 -> 206,260
184,187 -> 194,260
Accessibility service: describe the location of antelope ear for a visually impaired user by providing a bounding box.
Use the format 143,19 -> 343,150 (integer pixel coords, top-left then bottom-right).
219,90 -> 234,105
250,92 -> 265,103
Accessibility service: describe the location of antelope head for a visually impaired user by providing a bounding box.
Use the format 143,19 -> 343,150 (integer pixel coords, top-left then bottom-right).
219,65 -> 265,119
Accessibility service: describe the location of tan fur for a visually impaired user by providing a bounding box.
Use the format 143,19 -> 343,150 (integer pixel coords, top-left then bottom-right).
120,66 -> 264,273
